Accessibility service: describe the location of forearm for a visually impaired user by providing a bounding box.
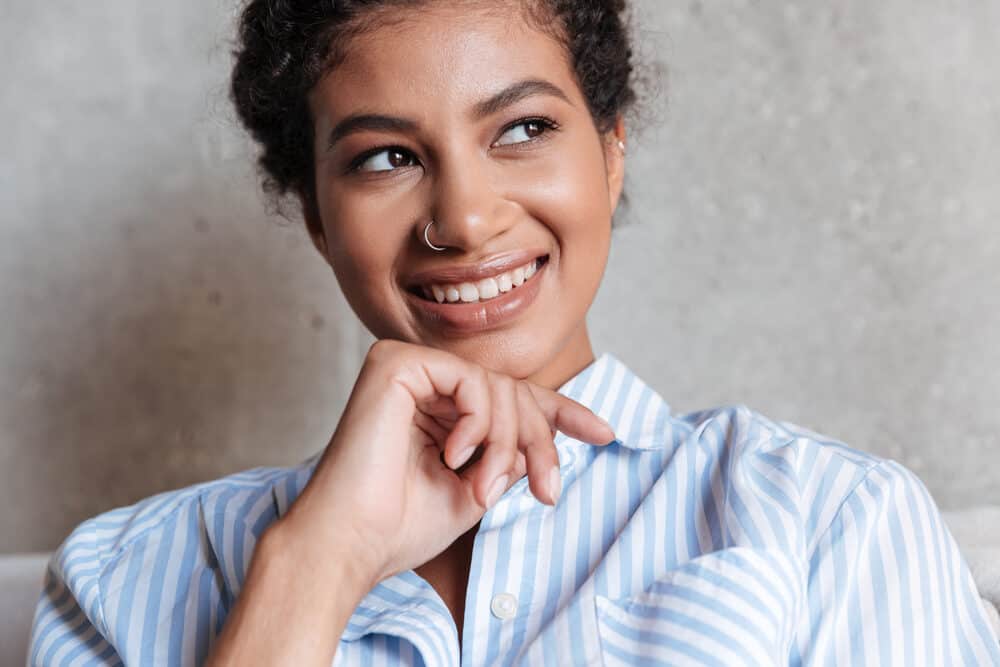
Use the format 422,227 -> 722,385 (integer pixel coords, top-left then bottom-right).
205,522 -> 376,667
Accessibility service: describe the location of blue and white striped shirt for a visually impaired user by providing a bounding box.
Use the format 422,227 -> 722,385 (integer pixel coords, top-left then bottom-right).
29,351 -> 1000,666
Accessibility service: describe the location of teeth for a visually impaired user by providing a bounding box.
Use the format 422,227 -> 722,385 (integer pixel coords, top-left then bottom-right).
512,266 -> 525,286
421,258 -> 542,304
459,283 -> 479,302
476,277 -> 499,299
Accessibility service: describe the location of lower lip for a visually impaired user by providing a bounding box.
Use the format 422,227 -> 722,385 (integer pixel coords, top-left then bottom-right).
404,259 -> 548,335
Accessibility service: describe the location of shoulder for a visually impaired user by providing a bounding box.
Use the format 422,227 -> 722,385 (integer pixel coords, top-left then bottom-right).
672,401 -> 884,474
40,459 -> 314,646
668,403 -> 909,546
28,460 -> 317,666
56,462 -> 305,573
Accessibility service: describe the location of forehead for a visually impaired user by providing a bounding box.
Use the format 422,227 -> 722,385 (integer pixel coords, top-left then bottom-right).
311,4 -> 579,119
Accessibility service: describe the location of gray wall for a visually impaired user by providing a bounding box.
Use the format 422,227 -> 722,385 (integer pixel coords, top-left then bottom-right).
2,1 -> 998,553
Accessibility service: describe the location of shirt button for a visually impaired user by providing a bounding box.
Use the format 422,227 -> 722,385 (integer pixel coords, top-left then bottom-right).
490,592 -> 518,620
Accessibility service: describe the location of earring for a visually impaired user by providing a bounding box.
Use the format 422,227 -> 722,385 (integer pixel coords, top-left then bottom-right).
617,140 -> 626,155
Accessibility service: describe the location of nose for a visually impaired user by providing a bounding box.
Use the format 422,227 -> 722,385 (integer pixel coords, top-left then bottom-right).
421,154 -> 514,252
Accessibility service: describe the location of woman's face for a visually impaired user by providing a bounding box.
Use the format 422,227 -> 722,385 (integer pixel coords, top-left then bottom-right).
305,3 -> 625,387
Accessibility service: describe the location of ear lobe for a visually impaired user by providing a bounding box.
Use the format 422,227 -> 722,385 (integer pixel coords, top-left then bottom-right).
311,228 -> 328,256
309,223 -> 328,256
604,115 -> 627,213
298,190 -> 328,256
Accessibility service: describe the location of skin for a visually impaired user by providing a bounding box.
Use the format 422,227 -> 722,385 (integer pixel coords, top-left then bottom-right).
216,1 -> 626,652
208,6 -> 628,662
303,3 -> 627,391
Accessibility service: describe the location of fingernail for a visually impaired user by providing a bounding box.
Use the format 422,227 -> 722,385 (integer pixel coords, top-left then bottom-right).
597,415 -> 616,439
486,474 -> 509,508
548,466 -> 562,504
451,446 -> 475,469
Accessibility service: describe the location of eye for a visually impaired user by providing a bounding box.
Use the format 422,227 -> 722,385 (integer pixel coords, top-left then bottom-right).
349,147 -> 418,174
493,116 -> 560,147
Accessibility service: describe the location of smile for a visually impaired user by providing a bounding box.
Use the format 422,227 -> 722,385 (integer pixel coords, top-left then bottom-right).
414,256 -> 544,304
404,255 -> 549,334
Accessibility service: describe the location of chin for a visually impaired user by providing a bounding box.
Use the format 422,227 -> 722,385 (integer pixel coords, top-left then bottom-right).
429,333 -> 551,379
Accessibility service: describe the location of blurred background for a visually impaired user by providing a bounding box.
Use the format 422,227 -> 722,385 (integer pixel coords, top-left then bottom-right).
2,0 -> 998,553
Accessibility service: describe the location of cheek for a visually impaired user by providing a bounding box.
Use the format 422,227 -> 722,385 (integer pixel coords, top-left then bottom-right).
327,241 -> 405,341
320,192 -> 408,294
508,138 -> 612,243
330,246 -> 378,293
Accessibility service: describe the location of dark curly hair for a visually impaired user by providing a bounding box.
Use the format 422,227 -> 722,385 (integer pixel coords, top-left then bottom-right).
230,0 -> 654,233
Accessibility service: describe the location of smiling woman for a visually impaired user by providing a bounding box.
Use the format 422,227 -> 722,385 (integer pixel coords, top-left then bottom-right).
284,2 -> 630,385
26,1 -> 1000,666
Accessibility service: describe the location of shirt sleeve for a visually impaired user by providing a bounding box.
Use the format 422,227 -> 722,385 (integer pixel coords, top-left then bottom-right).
27,521 -> 123,667
796,459 -> 1000,665
26,494 -> 226,667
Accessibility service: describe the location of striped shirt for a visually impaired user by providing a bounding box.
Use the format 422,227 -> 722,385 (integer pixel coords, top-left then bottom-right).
28,351 -> 1000,666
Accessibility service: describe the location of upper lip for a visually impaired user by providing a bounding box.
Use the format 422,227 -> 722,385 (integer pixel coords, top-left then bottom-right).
403,249 -> 548,288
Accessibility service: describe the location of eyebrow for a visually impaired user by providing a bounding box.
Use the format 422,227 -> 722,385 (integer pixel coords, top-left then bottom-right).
325,78 -> 572,150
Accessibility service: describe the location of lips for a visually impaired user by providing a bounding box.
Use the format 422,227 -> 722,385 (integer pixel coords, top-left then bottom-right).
410,255 -> 546,303
403,254 -> 549,334
403,248 -> 549,295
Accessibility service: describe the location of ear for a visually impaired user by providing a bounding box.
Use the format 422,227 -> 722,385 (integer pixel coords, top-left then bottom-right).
298,189 -> 328,257
602,114 -> 627,214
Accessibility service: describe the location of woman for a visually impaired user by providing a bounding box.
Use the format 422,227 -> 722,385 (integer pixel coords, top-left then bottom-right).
28,1 -> 1000,665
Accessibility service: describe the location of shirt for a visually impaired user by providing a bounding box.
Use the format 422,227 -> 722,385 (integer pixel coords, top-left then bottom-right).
28,351 -> 1000,666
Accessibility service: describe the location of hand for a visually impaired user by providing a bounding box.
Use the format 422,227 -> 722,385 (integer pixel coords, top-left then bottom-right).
274,339 -> 616,588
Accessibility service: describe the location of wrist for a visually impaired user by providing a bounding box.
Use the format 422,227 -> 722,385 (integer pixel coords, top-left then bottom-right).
260,512 -> 381,601
206,519 -> 377,666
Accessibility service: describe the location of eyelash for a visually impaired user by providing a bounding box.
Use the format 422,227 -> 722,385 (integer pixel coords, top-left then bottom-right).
346,115 -> 561,175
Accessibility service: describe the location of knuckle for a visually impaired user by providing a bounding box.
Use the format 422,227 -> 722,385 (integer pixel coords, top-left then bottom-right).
365,338 -> 402,365
504,376 -> 521,399
537,409 -> 557,440
497,373 -> 516,389
516,379 -> 534,397
523,416 -> 549,448
493,375 -> 516,403
363,340 -> 422,387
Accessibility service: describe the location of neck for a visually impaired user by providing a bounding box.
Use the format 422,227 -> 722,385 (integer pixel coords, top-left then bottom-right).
527,323 -> 596,392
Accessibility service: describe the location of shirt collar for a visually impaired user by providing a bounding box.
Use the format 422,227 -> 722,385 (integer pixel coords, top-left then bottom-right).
332,352 -> 681,648
209,351 -> 679,643
554,351 -> 676,452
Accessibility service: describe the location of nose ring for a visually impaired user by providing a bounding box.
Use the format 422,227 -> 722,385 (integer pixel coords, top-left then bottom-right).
423,220 -> 447,251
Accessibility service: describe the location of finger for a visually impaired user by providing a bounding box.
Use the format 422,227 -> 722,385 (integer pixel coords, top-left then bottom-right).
421,443 -> 493,531
461,373 -> 518,508
388,348 -> 493,469
437,366 -> 490,470
516,381 -> 562,505
522,382 -> 616,446
414,409 -> 450,445
419,395 -> 460,423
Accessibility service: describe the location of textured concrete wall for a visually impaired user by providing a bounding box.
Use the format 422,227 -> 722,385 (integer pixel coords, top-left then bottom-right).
2,1 -> 998,553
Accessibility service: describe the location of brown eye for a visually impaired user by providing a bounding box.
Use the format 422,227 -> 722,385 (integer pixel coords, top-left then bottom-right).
352,147 -> 418,173
494,116 -> 559,147
387,150 -> 412,167
524,120 -> 545,137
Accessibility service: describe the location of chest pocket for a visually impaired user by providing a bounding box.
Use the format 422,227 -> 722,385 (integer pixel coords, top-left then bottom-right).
593,547 -> 803,666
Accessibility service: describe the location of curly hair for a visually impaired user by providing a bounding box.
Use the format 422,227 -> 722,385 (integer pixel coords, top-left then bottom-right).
230,0 -> 650,229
